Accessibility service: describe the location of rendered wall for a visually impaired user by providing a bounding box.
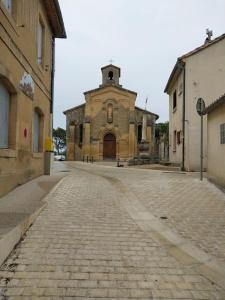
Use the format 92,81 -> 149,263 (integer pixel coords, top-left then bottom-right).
207,104 -> 225,188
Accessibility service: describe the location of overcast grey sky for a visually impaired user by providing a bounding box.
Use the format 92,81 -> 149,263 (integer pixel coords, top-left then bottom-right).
54,0 -> 225,129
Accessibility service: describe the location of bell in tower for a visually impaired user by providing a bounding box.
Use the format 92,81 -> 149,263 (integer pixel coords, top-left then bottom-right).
100,64 -> 122,88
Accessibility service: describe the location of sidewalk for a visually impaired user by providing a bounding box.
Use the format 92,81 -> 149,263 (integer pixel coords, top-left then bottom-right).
0,162 -> 70,266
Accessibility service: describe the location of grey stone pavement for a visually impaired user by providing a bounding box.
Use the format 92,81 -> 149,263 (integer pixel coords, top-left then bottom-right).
0,162 -> 225,299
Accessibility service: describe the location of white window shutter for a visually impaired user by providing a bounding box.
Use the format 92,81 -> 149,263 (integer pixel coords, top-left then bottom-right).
0,82 -> 9,149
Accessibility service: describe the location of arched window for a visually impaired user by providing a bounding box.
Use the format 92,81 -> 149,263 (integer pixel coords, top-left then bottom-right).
33,108 -> 44,152
79,124 -> 83,144
107,103 -> 113,123
108,71 -> 114,81
0,82 -> 10,149
138,124 -> 142,143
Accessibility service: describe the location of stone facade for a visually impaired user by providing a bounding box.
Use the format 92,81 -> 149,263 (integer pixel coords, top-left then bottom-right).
0,0 -> 66,197
165,34 -> 225,171
64,65 -> 158,161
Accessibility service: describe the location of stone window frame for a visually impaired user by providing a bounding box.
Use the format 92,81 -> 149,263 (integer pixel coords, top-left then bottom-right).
0,65 -> 18,158
37,15 -> 46,67
33,106 -> 44,154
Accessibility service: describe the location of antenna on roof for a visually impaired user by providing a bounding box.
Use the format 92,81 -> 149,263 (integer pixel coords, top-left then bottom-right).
205,29 -> 213,43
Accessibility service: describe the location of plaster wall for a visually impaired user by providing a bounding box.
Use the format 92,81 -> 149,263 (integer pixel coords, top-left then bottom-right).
168,38 -> 225,171
207,104 -> 225,188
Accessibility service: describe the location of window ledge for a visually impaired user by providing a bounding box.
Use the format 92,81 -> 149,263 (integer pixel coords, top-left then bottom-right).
0,149 -> 17,158
33,152 -> 44,159
173,107 -> 177,113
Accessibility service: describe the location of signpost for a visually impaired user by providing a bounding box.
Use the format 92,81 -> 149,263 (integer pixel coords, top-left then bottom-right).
196,98 -> 205,181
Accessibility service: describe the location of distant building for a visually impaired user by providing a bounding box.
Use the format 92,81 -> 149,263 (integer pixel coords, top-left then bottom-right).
0,0 -> 66,196
64,65 -> 158,161
204,94 -> 225,188
164,33 -> 225,171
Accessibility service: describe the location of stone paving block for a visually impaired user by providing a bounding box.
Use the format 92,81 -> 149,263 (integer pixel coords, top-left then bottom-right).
0,164 -> 225,299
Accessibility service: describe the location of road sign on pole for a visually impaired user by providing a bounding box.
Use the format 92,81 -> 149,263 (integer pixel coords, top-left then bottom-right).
196,98 -> 205,181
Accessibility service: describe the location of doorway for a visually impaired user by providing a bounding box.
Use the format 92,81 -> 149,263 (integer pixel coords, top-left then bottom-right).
103,133 -> 116,160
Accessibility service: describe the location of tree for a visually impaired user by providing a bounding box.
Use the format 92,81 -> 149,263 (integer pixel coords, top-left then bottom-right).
53,127 -> 66,155
155,122 -> 169,140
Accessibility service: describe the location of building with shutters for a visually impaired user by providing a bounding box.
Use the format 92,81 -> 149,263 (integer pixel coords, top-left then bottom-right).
64,65 -> 158,161
0,0 -> 66,196
164,33 -> 225,171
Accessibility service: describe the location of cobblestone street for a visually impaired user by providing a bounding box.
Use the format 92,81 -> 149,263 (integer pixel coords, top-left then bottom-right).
1,162 -> 225,299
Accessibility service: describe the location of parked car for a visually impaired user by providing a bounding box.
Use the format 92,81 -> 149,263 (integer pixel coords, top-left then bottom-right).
54,155 -> 66,161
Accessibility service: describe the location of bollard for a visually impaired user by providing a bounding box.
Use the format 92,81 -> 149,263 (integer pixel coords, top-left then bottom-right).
91,157 -> 94,163
83,156 -> 85,163
87,156 -> 89,163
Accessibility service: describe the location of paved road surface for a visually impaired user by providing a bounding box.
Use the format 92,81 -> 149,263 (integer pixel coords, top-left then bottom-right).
1,162 -> 225,299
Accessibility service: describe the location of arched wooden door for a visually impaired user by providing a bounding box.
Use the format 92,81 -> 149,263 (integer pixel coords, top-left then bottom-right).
103,133 -> 116,160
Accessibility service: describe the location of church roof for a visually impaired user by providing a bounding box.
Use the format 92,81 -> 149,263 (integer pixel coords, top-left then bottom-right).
83,84 -> 137,96
63,103 -> 85,115
164,33 -> 225,93
135,106 -> 159,120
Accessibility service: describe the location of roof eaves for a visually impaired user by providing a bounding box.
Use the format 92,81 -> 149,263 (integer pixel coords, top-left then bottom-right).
204,94 -> 225,115
44,0 -> 67,38
164,59 -> 184,94
180,33 -> 225,60
84,85 -> 137,96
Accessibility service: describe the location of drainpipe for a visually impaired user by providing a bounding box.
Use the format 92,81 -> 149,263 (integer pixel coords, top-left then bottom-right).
44,37 -> 55,175
178,60 -> 186,171
50,37 -> 55,132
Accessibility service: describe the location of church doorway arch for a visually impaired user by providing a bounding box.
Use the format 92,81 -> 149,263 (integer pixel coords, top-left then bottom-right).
103,133 -> 116,160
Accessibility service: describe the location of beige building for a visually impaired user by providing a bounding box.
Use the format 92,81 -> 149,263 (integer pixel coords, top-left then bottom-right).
164,33 -> 225,171
0,0 -> 66,196
204,94 -> 225,188
64,65 -> 158,161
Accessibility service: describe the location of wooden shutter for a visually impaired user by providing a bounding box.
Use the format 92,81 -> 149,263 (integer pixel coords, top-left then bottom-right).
33,111 -> 40,152
0,82 -> 9,149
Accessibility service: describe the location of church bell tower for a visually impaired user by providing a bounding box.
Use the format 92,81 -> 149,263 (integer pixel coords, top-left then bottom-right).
100,64 -> 122,88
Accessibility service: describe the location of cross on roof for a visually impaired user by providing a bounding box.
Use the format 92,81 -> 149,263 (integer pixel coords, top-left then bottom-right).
206,29 -> 213,41
109,59 -> 114,64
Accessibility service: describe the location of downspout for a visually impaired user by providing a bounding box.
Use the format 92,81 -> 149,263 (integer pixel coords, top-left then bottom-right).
50,37 -> 55,138
178,61 -> 186,171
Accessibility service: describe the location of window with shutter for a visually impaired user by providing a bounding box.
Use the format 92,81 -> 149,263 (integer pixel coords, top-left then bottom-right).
0,82 -> 10,149
33,111 -> 40,152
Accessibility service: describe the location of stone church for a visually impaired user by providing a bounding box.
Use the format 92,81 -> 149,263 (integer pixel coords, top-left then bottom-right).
64,65 -> 158,161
